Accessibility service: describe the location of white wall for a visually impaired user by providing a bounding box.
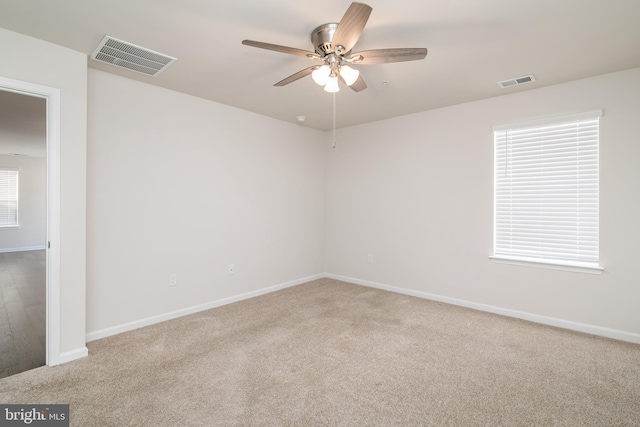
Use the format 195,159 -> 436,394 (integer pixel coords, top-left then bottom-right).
86,70 -> 326,334
0,28 -> 87,355
88,66 -> 640,341
0,154 -> 46,251
325,67 -> 640,338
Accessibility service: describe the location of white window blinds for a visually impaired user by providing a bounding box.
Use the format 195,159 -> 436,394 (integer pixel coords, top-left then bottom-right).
0,168 -> 19,227
493,111 -> 601,267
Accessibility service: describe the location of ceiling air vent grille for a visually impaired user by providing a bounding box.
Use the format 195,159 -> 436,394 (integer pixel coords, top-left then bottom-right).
497,74 -> 536,89
90,36 -> 177,77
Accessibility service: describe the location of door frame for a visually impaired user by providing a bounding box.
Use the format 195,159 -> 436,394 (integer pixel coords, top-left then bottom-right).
0,76 -> 61,366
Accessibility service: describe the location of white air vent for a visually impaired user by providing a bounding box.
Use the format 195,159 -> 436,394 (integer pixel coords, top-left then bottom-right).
90,36 -> 177,77
497,74 -> 536,89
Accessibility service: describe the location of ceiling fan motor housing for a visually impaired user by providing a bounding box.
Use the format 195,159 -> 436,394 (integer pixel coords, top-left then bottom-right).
311,23 -> 342,56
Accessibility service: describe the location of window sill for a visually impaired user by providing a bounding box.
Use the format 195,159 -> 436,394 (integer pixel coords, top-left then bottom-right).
489,255 -> 603,275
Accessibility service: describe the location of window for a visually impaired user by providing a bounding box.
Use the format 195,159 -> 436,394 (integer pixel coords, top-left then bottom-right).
492,110 -> 602,273
0,168 -> 19,227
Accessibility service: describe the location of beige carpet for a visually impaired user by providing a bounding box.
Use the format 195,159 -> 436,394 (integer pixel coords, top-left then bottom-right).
1,278 -> 639,426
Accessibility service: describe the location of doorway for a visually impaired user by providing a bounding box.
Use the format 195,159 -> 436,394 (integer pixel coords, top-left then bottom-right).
0,76 -> 62,373
0,90 -> 46,377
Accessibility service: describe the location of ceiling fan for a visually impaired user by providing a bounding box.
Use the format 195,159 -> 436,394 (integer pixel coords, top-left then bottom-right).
242,2 -> 428,93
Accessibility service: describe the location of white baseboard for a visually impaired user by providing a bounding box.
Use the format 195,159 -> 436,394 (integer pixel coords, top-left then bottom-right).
0,245 -> 46,253
85,272 -> 640,346
86,274 -> 325,342
325,273 -> 640,345
53,346 -> 88,366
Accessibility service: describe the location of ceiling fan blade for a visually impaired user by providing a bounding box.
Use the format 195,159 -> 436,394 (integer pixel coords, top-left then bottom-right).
242,40 -> 316,57
331,2 -> 373,53
351,48 -> 428,64
339,74 -> 367,92
274,66 -> 316,86
348,75 -> 367,92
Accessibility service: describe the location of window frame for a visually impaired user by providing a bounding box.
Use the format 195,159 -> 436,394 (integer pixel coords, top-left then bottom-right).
0,167 -> 19,228
490,110 -> 603,274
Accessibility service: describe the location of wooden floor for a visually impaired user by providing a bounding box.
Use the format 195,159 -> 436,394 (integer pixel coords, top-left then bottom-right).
0,250 -> 46,378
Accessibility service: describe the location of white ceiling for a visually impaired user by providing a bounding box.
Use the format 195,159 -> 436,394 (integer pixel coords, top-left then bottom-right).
1,0 -> 640,131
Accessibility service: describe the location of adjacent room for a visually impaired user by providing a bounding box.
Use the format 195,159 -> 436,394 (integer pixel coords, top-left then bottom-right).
1,0 -> 639,425
0,90 -> 47,377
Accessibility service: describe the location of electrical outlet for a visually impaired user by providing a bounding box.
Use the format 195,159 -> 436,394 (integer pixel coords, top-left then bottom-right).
228,264 -> 234,275
169,273 -> 177,287
367,254 -> 373,263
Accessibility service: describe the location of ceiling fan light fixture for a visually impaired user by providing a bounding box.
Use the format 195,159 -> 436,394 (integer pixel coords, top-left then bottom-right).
312,65 -> 331,86
340,64 -> 359,86
324,75 -> 340,93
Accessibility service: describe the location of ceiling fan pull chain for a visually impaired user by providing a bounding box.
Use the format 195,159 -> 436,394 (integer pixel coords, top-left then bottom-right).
332,92 -> 337,149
